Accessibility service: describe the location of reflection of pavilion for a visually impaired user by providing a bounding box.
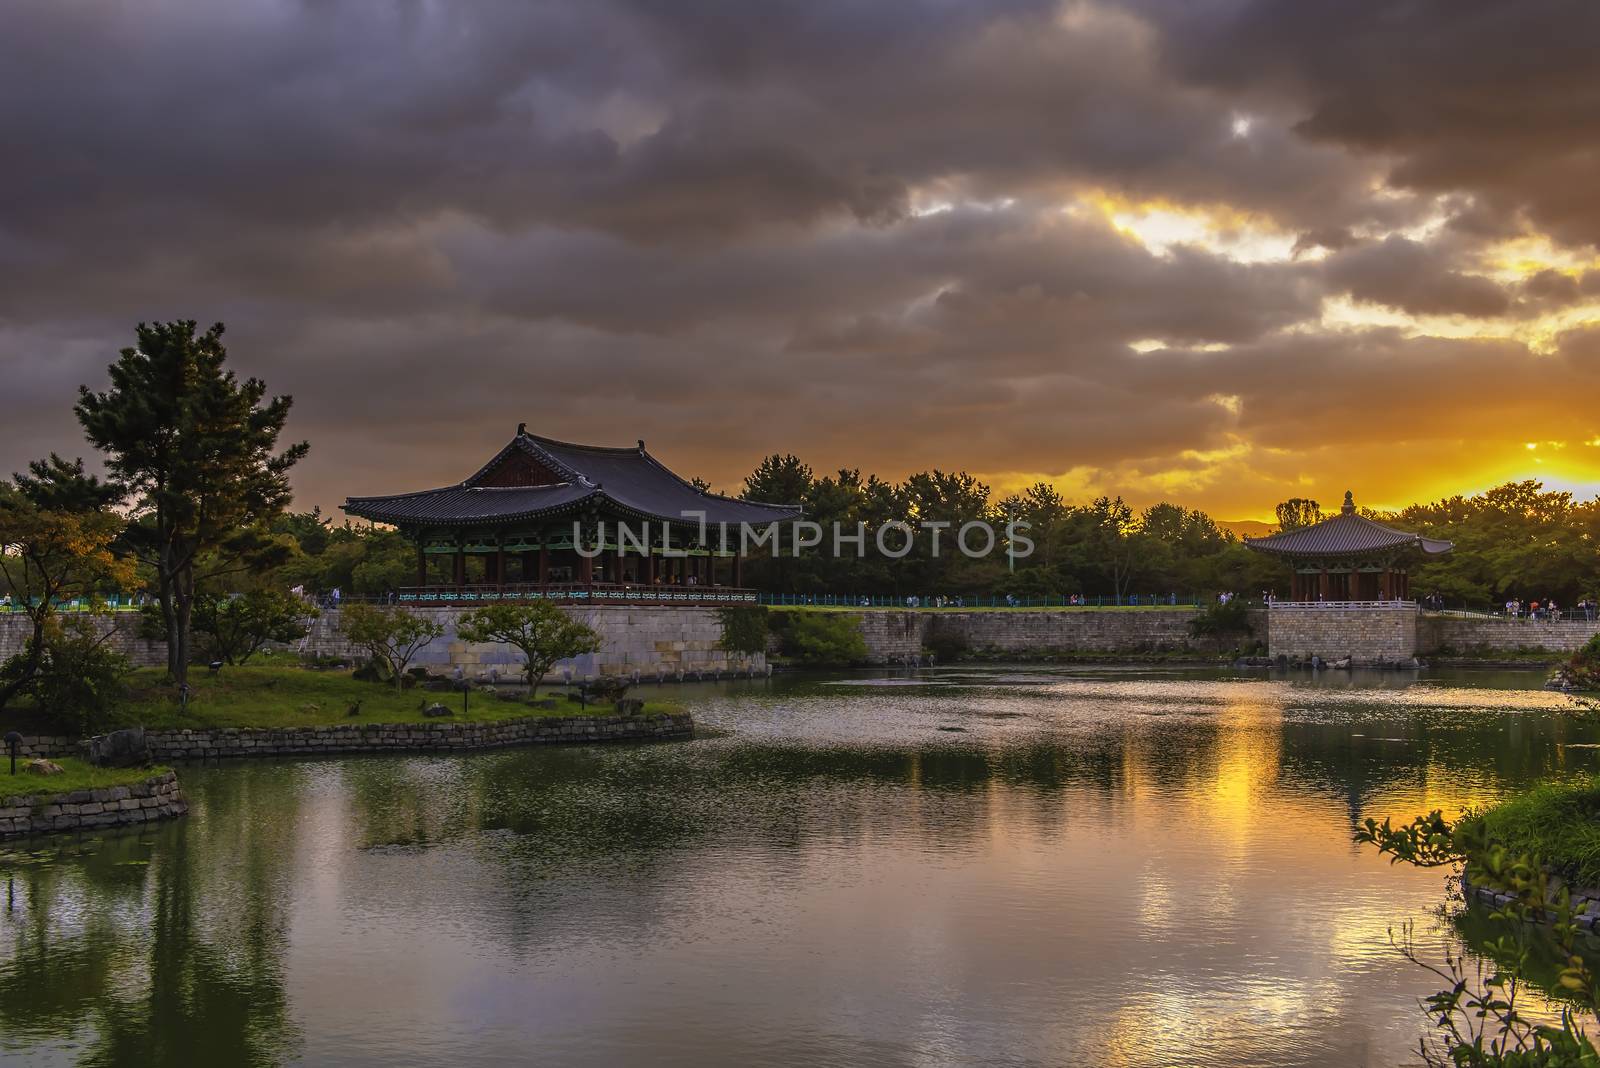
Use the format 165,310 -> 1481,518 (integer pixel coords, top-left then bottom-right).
342,427 -> 801,606
1245,491 -> 1452,603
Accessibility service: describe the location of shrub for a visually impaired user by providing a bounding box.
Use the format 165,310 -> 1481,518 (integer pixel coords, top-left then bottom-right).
455,601 -> 601,694
716,605 -> 770,655
776,612 -> 868,664
29,616 -> 133,735
195,588 -> 317,665
337,603 -> 444,690
1188,599 -> 1254,640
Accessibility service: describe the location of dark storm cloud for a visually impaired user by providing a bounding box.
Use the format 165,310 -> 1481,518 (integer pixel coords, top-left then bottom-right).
1322,236 -> 1513,319
1147,0 -> 1600,247
1,0 -> 1596,516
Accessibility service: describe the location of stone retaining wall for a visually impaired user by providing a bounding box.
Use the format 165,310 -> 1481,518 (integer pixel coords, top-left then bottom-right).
0,770 -> 186,838
301,606 -> 764,679
0,613 -> 166,667
1268,604 -> 1418,662
19,712 -> 694,764
1419,614 -> 1600,655
845,607 -> 1254,662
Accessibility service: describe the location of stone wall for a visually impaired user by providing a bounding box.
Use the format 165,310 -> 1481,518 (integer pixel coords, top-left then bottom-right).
0,612 -> 166,667
1268,604 -> 1418,662
11,712 -> 694,765
0,770 -> 186,839
301,606 -> 764,680
1418,614 -> 1600,655
844,607 -> 1252,662
133,712 -> 694,760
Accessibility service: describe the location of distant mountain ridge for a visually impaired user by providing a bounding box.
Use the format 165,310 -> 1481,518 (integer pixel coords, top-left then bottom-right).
1217,519 -> 1276,539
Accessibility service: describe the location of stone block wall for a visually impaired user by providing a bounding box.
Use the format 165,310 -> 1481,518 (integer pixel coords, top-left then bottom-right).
1268,605 -> 1418,662
0,613 -> 166,667
845,607 -> 1252,662
1417,614 -> 1600,655
0,770 -> 186,838
133,712 -> 694,760
8,713 -> 693,769
301,606 -> 765,680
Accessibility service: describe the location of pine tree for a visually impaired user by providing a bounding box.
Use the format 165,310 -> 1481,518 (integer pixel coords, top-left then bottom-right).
76,321 -> 308,683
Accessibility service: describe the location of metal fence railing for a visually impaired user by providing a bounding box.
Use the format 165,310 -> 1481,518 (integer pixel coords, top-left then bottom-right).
754,593 -> 1207,609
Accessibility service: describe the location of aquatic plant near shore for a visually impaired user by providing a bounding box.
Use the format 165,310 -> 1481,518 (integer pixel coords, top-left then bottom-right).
1358,804 -> 1600,1065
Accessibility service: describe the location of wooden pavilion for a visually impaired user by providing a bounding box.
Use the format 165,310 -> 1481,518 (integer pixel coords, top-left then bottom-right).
342,427 -> 801,606
1243,492 -> 1452,602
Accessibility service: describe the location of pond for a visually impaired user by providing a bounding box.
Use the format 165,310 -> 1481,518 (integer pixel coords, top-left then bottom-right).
2,666 -> 1595,1066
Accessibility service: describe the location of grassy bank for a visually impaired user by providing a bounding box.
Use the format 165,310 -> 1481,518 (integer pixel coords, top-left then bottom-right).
1,757 -> 171,798
1460,778 -> 1600,887
2,665 -> 683,735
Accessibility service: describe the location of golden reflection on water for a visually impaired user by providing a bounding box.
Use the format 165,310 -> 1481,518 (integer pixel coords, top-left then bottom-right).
3,666 -> 1597,1067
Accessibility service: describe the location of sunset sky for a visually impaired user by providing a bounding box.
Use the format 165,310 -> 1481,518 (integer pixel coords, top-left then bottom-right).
4,1 -> 1598,521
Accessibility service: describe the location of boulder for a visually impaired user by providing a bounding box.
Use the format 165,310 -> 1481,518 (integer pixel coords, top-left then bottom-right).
421,704 -> 454,718
614,698 -> 645,715
25,759 -> 64,776
87,727 -> 152,768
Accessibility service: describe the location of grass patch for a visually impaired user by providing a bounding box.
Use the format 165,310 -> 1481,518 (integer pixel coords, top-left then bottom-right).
1462,778 -> 1600,888
1,757 -> 170,800
4,665 -> 683,735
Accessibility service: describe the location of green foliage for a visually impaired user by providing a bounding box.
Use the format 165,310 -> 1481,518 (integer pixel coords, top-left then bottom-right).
0,757 -> 170,797
1356,790 -> 1600,1066
194,588 -> 316,665
1275,498 -> 1322,531
76,320 -> 308,684
26,616 -> 134,736
0,458 -> 134,715
716,605 -> 770,655
1187,598 -> 1254,639
772,611 -> 868,664
337,603 -> 444,690
106,664 -> 681,730
455,601 -> 601,693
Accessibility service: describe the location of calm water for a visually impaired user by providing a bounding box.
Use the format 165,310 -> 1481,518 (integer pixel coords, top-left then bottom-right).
3,666 -> 1596,1067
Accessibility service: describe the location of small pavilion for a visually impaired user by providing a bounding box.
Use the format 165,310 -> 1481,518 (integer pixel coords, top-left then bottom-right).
342,427 -> 801,605
1243,492 -> 1452,602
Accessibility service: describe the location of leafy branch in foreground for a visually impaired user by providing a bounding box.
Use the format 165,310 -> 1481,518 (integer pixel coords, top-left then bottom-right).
1357,808 -> 1600,1066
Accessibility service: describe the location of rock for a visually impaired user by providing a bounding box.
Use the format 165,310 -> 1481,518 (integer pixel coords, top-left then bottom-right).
86,727 -> 152,768
24,759 -> 65,776
614,698 -> 645,715
421,704 -> 454,718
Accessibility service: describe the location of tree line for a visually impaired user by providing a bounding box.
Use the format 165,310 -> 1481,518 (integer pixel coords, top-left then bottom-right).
7,320 -> 1600,722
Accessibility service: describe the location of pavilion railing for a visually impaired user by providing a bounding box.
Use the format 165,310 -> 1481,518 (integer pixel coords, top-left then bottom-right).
388,583 -> 760,607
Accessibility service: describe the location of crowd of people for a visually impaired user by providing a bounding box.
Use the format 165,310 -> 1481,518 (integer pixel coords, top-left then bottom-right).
1502,597 -> 1598,622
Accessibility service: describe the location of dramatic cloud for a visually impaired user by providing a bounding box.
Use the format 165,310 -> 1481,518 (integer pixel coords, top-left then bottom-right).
1,0 -> 1596,520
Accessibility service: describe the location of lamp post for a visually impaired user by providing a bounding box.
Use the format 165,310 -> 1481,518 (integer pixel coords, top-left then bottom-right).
3,731 -> 21,775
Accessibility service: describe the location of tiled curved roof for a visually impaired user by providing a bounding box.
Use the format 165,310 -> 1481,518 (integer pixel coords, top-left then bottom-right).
343,483 -> 595,525
344,430 -> 802,528
1244,494 -> 1452,558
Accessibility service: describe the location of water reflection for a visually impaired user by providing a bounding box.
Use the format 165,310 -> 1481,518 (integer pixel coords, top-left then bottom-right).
1,665 -> 1593,1066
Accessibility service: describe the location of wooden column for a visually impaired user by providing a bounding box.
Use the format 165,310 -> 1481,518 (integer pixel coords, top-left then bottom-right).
538,543 -> 549,587
1380,569 -> 1391,600
733,552 -> 743,587
453,547 -> 466,586
1318,568 -> 1329,601
578,535 -> 593,584
416,541 -> 427,589
494,546 -> 506,589
647,549 -> 658,585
